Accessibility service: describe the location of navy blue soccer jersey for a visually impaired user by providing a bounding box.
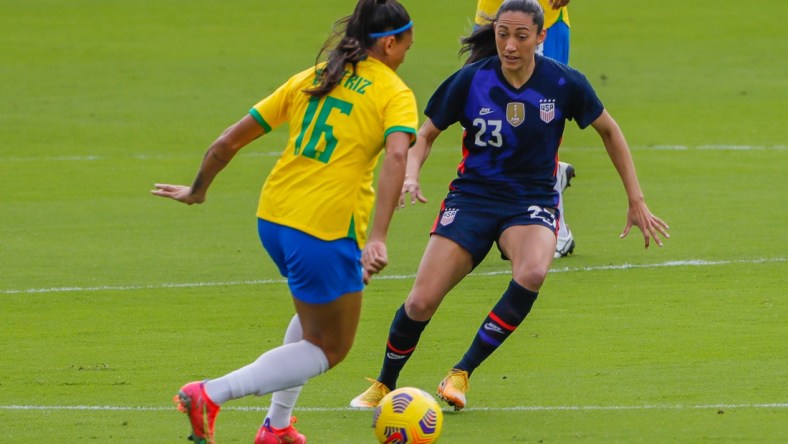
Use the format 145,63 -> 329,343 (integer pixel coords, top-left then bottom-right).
426,54 -> 604,205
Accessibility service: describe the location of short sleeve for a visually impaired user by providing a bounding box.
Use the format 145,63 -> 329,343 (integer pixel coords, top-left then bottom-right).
383,88 -> 418,147
249,76 -> 297,133
424,67 -> 474,131
566,69 -> 604,129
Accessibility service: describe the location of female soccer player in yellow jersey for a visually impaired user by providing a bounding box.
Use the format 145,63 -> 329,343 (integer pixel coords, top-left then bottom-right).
152,1 -> 417,442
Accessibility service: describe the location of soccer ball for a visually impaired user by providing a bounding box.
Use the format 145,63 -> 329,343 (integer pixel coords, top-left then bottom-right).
372,387 -> 443,444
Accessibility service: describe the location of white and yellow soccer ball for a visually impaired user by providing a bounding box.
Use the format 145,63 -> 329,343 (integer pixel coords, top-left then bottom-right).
372,387 -> 443,444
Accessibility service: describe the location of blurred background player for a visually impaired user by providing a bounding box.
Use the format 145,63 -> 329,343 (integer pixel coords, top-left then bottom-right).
153,0 -> 417,442
478,0 -> 576,258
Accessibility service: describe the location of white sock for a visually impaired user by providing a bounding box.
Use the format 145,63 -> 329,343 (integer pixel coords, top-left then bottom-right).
203,337 -> 328,405
266,315 -> 304,429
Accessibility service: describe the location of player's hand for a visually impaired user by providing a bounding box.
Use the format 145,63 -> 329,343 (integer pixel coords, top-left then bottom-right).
151,183 -> 205,205
549,0 -> 570,8
398,178 -> 427,209
620,202 -> 670,248
361,240 -> 389,284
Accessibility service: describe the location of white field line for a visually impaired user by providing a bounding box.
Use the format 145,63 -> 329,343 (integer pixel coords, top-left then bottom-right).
1,403 -> 786,413
3,144 -> 787,162
564,144 -> 788,152
1,258 -> 785,296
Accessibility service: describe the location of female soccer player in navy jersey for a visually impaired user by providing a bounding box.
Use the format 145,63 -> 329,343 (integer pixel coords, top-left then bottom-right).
351,0 -> 669,411
477,0 -> 576,258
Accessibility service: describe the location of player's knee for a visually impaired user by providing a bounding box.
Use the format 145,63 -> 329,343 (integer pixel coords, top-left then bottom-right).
321,340 -> 354,368
513,266 -> 548,291
403,296 -> 438,322
305,333 -> 354,368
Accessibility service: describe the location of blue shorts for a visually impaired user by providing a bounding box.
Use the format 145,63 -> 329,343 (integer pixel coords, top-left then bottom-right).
542,21 -> 570,64
258,218 -> 363,304
430,193 -> 559,267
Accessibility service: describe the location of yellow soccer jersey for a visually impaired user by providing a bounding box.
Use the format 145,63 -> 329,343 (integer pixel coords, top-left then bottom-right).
250,57 -> 417,247
475,0 -> 569,28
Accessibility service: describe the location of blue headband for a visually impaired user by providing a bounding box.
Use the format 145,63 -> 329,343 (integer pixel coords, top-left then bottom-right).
369,21 -> 413,39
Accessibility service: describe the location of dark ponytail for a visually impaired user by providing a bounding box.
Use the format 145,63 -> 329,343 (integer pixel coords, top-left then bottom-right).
460,24 -> 496,65
306,0 -> 411,98
460,0 -> 545,65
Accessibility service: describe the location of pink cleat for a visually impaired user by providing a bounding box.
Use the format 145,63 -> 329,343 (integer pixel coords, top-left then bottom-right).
254,416 -> 306,444
173,381 -> 220,444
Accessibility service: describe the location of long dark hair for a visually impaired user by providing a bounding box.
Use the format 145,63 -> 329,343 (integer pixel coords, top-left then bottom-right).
306,0 -> 411,98
460,0 -> 545,65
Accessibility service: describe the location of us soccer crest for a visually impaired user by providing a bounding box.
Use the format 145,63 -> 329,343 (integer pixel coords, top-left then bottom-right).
440,208 -> 458,226
506,102 -> 525,127
539,99 -> 556,124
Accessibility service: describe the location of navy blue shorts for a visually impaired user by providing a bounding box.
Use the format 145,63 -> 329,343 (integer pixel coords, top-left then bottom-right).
430,193 -> 559,267
258,218 -> 363,304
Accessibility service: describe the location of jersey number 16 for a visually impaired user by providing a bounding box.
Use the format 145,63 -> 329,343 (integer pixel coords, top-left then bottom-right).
295,96 -> 354,163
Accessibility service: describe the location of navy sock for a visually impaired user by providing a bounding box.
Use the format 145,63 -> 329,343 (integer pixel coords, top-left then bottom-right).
455,280 -> 538,376
378,304 -> 430,390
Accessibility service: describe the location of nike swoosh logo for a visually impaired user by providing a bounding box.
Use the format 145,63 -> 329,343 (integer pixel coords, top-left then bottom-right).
484,322 -> 504,334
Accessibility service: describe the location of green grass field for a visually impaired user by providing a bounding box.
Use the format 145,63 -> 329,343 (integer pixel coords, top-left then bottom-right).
1,0 -> 786,442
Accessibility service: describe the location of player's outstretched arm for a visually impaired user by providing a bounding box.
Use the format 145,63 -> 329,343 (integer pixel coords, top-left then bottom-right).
590,110 -> 670,248
399,119 -> 442,208
151,114 -> 264,205
363,131 -> 410,284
